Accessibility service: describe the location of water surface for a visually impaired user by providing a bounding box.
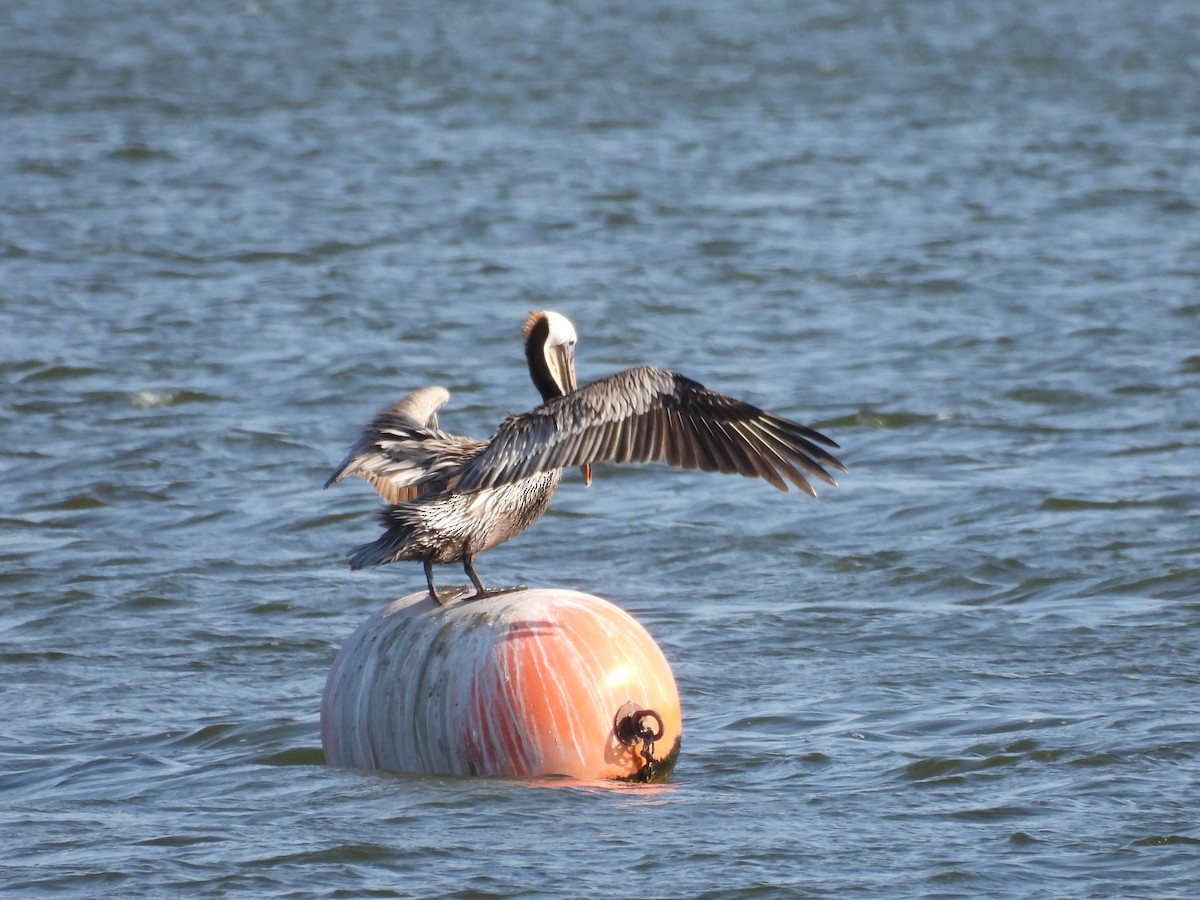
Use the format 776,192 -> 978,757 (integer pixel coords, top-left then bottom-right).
2,1 -> 1199,896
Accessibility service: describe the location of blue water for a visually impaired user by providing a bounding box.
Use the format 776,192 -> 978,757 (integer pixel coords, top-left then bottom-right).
3,0 -> 1199,896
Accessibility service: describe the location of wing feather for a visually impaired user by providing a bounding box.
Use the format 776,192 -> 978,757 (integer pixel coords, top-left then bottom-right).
714,416 -> 757,476
754,418 -> 841,485
724,419 -> 790,490
739,420 -> 821,497
452,365 -> 845,495
663,405 -> 691,470
686,411 -> 719,471
644,406 -> 665,460
325,386 -> 483,503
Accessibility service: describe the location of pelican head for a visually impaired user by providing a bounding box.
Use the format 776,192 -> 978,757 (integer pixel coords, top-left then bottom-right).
524,310 -> 590,486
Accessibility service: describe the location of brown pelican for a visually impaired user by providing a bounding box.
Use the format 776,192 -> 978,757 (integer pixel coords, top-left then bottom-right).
327,310 -> 846,603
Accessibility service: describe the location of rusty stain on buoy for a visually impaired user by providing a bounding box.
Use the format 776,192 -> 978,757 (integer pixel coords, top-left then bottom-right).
322,588 -> 682,781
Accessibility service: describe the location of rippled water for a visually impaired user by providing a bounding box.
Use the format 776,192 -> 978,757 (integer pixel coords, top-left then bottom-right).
3,0 -> 1199,896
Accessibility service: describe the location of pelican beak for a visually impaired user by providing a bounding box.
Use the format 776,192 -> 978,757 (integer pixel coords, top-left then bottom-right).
547,342 -> 578,395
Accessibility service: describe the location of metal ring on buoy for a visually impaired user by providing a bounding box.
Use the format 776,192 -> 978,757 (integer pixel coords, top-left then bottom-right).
613,702 -> 659,745
614,707 -> 665,745
612,702 -> 673,783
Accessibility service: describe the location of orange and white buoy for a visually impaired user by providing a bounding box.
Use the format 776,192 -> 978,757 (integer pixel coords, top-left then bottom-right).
321,588 -> 681,782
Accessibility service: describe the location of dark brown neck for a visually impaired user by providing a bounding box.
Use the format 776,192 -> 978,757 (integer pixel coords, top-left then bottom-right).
524,317 -> 561,401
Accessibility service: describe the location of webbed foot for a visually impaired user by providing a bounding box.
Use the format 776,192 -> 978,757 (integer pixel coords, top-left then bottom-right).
430,585 -> 474,606
469,584 -> 527,601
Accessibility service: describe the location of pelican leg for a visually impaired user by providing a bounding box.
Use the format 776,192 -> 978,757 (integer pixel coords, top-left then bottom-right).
463,556 -> 525,600
463,556 -> 488,595
424,561 -> 470,609
424,559 -> 445,605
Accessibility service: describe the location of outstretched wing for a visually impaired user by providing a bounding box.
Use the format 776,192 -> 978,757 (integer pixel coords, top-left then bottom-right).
453,366 -> 845,497
325,386 -> 481,504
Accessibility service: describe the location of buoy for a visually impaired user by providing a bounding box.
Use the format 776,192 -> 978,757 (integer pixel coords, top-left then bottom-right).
321,588 -> 681,782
